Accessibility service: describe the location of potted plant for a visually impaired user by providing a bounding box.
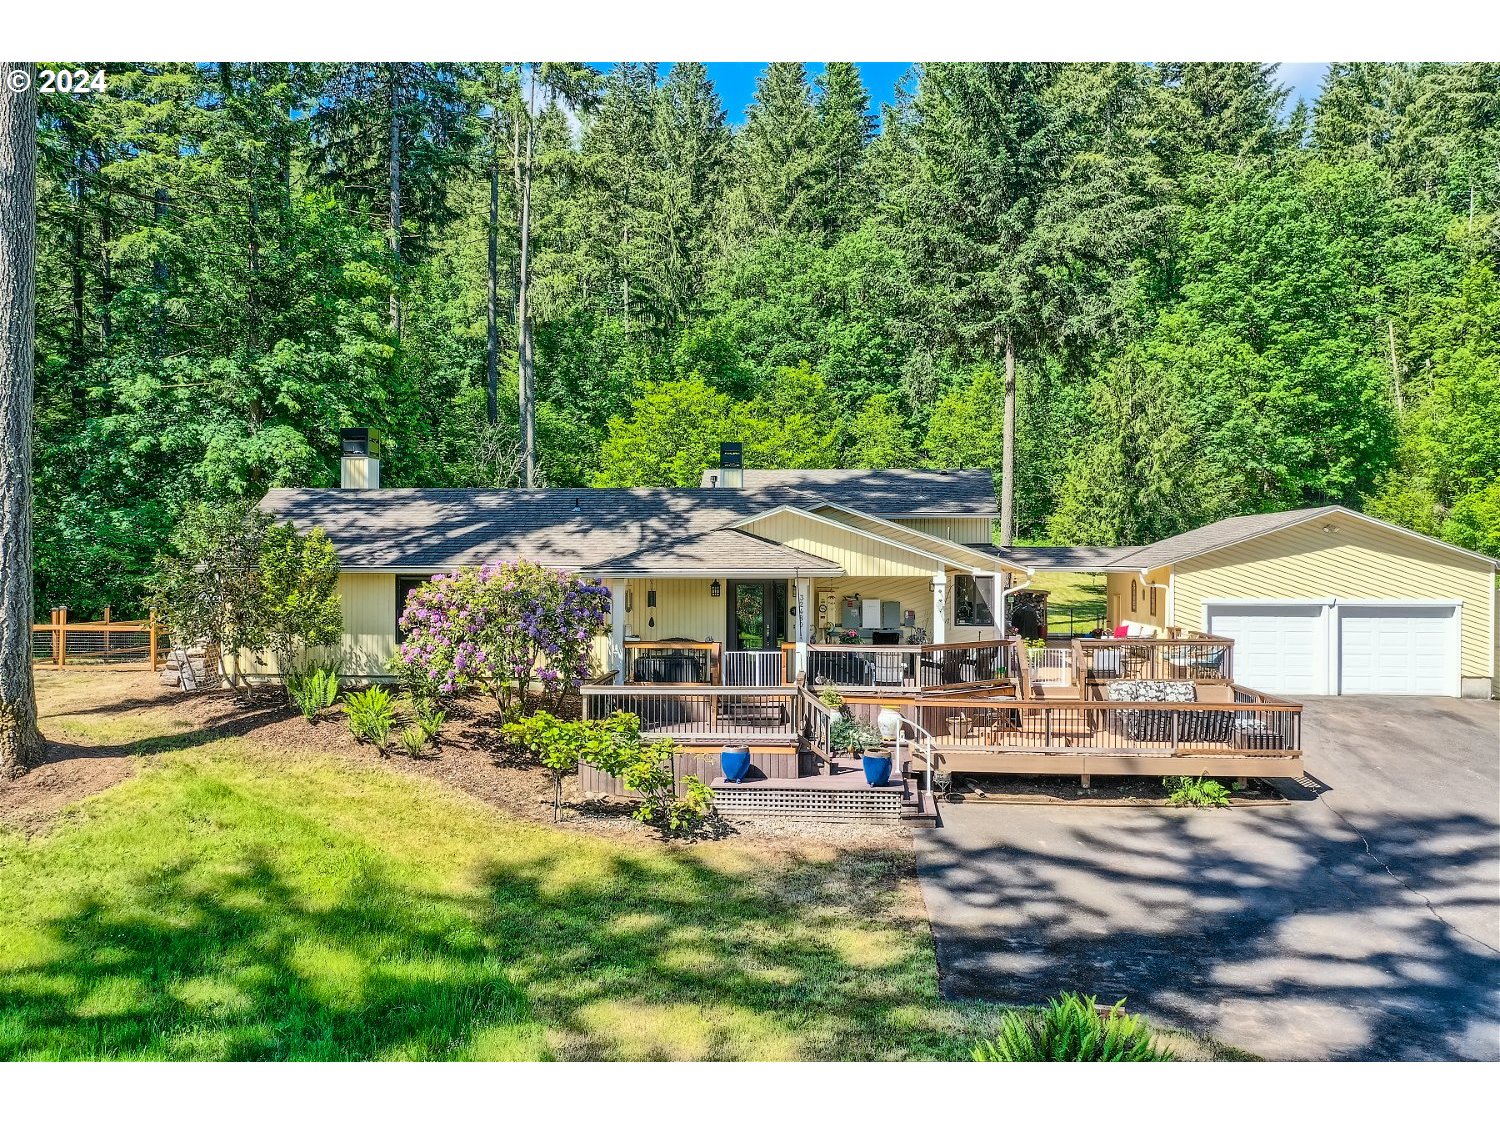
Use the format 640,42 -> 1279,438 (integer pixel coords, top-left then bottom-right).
877,704 -> 903,741
830,717 -> 881,758
862,744 -> 893,786
836,628 -> 861,645
720,743 -> 752,783
946,712 -> 973,738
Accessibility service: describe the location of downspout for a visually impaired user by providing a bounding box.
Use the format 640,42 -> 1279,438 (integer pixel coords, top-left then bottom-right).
1001,568 -> 1034,637
1139,569 -> 1169,631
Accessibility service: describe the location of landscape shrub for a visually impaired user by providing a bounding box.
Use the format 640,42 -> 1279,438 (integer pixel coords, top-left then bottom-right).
390,560 -> 611,711
972,993 -> 1173,1061
345,686 -> 395,750
284,662 -> 341,723
504,710 -> 714,834
150,502 -> 344,694
1163,774 -> 1232,808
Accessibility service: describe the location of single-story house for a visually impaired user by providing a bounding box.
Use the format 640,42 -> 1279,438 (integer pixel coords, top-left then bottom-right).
251,439 -> 1018,686
253,436 -> 1496,700
994,507 -> 1499,699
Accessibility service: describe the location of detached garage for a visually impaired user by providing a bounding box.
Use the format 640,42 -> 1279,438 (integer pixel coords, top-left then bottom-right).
1001,505 -> 1497,699
1167,508 -> 1496,698
1202,600 -> 1462,697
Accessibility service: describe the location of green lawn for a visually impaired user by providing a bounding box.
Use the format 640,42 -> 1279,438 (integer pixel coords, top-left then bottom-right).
0,678 -> 1008,1061
1028,571 -> 1107,634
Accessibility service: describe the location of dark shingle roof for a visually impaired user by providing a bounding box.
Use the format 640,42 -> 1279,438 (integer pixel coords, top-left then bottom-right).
983,506 -> 1499,572
986,545 -> 1143,570
259,487 -> 845,574
696,468 -> 997,515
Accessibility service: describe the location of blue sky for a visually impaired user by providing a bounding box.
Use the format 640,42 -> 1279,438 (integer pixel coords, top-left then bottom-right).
592,62 -> 1330,126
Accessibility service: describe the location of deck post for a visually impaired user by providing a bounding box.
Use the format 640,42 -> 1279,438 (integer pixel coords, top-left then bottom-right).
793,578 -> 811,680
149,608 -> 159,673
607,580 -> 627,684
931,571 -> 947,645
56,605 -> 68,668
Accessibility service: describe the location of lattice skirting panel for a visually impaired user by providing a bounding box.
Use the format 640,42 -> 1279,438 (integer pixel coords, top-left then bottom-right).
710,785 -> 903,822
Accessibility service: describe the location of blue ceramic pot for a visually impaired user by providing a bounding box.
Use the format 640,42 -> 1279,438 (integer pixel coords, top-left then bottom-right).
721,746 -> 752,783
863,753 -> 893,787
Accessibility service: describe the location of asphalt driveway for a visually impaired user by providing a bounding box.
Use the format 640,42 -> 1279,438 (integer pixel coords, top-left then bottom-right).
915,695 -> 1500,1060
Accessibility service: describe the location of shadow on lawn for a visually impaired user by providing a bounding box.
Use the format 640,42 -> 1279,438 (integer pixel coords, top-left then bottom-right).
0,842 -> 955,1061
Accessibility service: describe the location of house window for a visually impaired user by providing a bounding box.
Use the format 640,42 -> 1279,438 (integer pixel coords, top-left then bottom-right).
396,576 -> 428,640
1149,586 -> 1158,617
953,575 -> 995,626
1130,580 -> 1137,613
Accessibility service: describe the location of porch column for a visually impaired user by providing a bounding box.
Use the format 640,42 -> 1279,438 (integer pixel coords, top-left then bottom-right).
794,577 -> 812,679
931,571 -> 948,645
608,579 -> 627,684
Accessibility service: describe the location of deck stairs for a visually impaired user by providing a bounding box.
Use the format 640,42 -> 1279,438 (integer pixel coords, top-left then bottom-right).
710,754 -> 937,827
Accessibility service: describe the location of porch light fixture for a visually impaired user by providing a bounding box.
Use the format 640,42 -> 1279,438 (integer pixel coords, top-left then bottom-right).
710,580 -> 721,598
647,588 -> 657,608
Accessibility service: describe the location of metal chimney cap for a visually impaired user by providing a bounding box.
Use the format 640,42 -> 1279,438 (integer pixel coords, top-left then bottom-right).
341,427 -> 382,457
719,442 -> 743,469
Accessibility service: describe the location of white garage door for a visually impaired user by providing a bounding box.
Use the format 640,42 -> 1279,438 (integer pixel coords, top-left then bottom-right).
1206,604 -> 1324,695
1338,606 -> 1456,696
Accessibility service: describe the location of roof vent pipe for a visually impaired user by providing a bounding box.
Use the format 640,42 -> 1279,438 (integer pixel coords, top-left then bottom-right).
340,427 -> 381,489
718,442 -> 743,489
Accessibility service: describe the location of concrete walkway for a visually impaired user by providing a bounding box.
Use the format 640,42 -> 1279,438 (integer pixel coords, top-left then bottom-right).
915,696 -> 1500,1060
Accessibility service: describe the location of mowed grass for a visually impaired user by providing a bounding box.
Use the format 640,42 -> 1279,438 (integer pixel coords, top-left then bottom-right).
0,680 -> 1007,1061
1029,571 -> 1107,633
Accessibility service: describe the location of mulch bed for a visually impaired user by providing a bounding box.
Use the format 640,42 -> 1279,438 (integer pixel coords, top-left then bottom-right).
9,671 -> 906,850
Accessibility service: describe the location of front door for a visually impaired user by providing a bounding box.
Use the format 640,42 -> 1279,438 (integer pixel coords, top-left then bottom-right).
726,581 -> 787,685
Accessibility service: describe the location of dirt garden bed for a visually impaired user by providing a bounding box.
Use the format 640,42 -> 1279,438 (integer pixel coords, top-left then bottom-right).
8,668 -> 907,850
941,772 -> 1287,807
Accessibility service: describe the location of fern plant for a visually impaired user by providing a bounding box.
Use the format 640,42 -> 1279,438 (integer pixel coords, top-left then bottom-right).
972,993 -> 1172,1062
397,725 -> 430,758
285,662 -> 341,722
1163,774 -> 1232,808
345,686 -> 395,750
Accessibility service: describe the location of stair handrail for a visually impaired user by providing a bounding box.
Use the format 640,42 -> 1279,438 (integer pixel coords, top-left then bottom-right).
896,712 -> 937,797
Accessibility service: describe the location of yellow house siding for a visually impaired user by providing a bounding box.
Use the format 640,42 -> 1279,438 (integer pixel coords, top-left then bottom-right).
1106,572 -> 1167,630
894,517 -> 994,544
745,510 -> 944,577
1171,514 -> 1495,677
240,572 -> 396,679
336,572 -> 399,677
623,578 -> 737,644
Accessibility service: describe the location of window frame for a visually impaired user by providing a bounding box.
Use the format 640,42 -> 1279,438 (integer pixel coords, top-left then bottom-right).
952,574 -> 996,627
395,575 -> 429,640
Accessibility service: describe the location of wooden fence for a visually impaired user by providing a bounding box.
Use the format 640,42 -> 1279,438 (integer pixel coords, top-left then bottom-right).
31,607 -> 166,670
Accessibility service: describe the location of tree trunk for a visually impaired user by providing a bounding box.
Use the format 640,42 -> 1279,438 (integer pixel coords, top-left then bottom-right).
387,67 -> 403,339
517,81 -> 537,488
1000,330 -> 1017,548
0,63 -> 45,778
1386,320 -> 1404,416
486,142 -> 500,427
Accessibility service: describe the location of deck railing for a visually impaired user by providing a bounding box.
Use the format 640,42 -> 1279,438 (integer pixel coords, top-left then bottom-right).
1076,636 -> 1234,683
1025,641 -> 1074,684
803,638 -> 1018,693
623,641 -> 716,684
913,686 -> 1300,757
722,649 -> 789,687
583,683 -> 801,742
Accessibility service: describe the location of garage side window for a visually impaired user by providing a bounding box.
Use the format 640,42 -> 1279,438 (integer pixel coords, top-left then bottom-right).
953,575 -> 995,626
1130,580 -> 1137,613
396,576 -> 428,640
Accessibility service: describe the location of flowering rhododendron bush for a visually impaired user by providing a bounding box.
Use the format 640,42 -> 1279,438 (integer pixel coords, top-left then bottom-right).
392,560 -> 611,710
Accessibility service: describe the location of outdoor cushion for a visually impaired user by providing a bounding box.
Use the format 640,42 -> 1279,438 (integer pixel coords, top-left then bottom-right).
1113,625 -> 1130,639
1106,679 -> 1197,741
